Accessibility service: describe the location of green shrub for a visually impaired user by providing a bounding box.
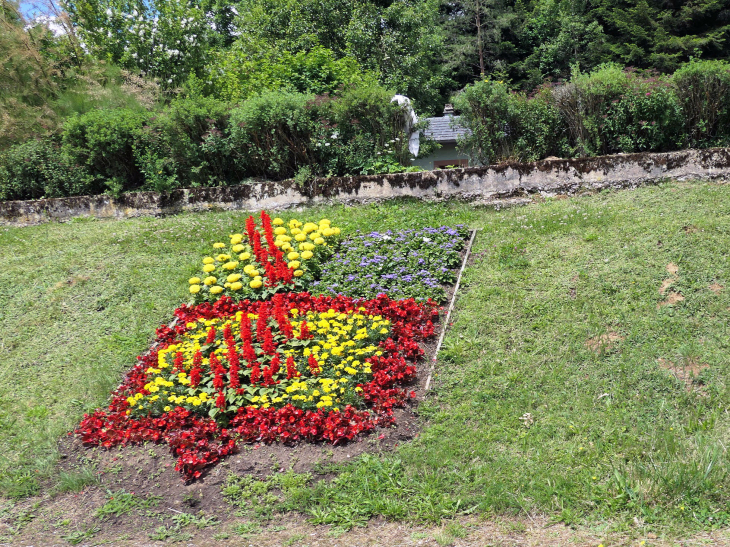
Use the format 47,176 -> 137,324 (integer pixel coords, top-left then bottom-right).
62,108 -> 150,194
673,59 -> 730,148
0,139 -> 95,200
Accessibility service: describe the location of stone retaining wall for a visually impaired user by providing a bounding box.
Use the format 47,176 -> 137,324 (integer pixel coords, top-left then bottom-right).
2,148 -> 730,226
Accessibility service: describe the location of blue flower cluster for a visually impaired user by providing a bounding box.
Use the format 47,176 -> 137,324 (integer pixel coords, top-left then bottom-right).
312,225 -> 469,301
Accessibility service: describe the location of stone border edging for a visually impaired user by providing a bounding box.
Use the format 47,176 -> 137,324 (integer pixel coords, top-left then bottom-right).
3,148 -> 730,226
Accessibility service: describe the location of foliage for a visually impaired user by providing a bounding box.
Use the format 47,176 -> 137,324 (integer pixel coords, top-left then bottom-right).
0,139 -> 95,200
672,59 -> 730,148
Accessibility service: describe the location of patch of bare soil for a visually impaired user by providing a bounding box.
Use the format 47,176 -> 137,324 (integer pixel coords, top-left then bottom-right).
710,283 -> 724,294
658,358 -> 709,393
683,224 -> 699,234
658,292 -> 685,308
659,278 -> 674,296
585,331 -> 624,353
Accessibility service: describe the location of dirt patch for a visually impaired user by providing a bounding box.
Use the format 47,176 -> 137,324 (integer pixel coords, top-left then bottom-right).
585,331 -> 624,353
683,224 -> 699,234
657,292 -> 685,308
659,278 -> 674,296
710,283 -> 724,294
658,358 -> 709,393
666,263 -> 679,275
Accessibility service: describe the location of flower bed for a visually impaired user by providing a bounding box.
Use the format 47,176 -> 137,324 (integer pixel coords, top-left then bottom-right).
77,294 -> 438,479
312,226 -> 470,301
76,212 -> 468,480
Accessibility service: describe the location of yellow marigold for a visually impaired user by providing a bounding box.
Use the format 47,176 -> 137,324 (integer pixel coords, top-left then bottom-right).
274,227 -> 287,235
243,264 -> 255,274
319,218 -> 331,225
232,244 -> 245,253
230,234 -> 243,244
303,242 -> 315,251
309,232 -> 321,240
222,261 -> 239,270
203,264 -> 216,273
303,222 -> 318,233
230,281 -> 243,291
188,277 -> 201,284
273,217 -> 284,225
216,254 -> 229,262
239,252 -> 251,260
288,260 -> 301,269
203,276 -> 217,285
287,251 -> 300,260
294,270 -> 304,277
227,273 -> 242,283
247,269 -> 260,277
291,227 -> 302,235
189,284 -> 201,294
314,237 -> 325,245
250,279 -> 263,289
213,242 -> 226,249
282,243 -> 293,252
333,227 -> 341,235
202,257 -> 215,264
294,233 -> 307,242
322,227 -> 334,237
301,251 -> 314,260
210,286 -> 224,294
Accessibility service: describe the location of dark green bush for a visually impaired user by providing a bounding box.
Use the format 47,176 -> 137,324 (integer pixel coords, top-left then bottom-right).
673,59 -> 730,148
0,139 -> 95,200
62,108 -> 150,195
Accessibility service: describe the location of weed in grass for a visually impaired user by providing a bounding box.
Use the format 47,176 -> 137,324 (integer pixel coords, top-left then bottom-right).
171,511 -> 218,529
62,526 -> 101,545
223,471 -> 311,519
284,533 -> 307,546
233,521 -> 262,537
95,491 -> 161,520
148,525 -> 192,541
54,467 -> 100,494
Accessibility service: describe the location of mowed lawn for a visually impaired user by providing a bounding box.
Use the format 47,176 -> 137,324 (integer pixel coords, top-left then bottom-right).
2,181 -> 730,535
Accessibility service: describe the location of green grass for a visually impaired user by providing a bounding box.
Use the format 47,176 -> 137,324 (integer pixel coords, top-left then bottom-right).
2,182 -> 730,537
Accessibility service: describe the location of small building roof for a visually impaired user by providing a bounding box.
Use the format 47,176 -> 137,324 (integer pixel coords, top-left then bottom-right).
422,115 -> 469,144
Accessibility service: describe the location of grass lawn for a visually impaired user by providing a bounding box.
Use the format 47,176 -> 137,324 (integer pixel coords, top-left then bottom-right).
2,180 -> 730,538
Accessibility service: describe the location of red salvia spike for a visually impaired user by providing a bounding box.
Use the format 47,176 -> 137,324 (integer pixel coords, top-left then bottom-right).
262,327 -> 276,355
216,391 -> 226,409
256,306 -> 269,341
173,351 -> 184,373
243,338 -> 257,364
240,314 -> 252,344
298,320 -> 311,340
262,366 -> 273,386
223,323 -> 233,343
270,355 -> 281,377
245,215 -> 256,246
190,350 -> 202,387
228,350 -> 240,389
286,356 -> 298,379
205,326 -> 216,344
250,363 -> 261,385
308,355 -> 319,375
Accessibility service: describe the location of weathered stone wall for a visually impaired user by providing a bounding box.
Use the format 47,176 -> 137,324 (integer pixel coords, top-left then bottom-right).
2,148 -> 730,226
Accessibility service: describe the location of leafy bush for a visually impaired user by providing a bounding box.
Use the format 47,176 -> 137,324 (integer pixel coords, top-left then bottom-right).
62,108 -> 150,195
673,59 -> 730,148
0,139 -> 94,200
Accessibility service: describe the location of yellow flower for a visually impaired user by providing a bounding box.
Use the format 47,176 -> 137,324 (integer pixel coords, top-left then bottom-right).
232,244 -> 245,253
287,251 -> 300,260
188,277 -> 201,284
216,254 -> 230,262
164,406 -> 171,412
314,237 -> 325,245
202,257 -> 215,264
230,234 -> 243,244
309,232 -> 321,240
294,233 -> 307,242
288,260 -> 300,269
210,286 -> 224,294
274,227 -> 287,235
213,242 -> 226,249
223,261 -> 239,270
291,227 -> 302,235
303,222 -> 318,233
250,279 -> 263,289
203,276 -> 217,285
247,269 -> 260,277
294,270 -> 304,277
189,284 -> 201,294
333,227 -> 340,235
273,217 -> 284,225
203,264 -> 216,273
319,218 -> 331,225
226,273 -> 242,283
239,252 -> 251,260
230,281 -> 243,291
301,251 -> 313,260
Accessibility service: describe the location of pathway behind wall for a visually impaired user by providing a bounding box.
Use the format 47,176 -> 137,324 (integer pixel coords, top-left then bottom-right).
2,148 -> 730,226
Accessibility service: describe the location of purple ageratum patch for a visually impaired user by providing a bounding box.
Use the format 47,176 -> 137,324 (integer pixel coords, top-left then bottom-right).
313,225 -> 469,302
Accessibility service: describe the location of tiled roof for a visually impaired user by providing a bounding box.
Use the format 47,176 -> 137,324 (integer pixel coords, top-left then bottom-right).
422,115 -> 469,143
